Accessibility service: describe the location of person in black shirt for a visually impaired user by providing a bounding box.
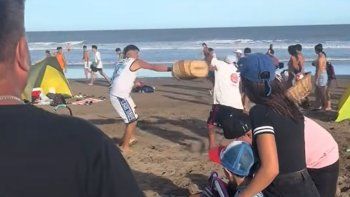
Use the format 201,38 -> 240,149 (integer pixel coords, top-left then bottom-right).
237,53 -> 320,197
0,1 -> 142,196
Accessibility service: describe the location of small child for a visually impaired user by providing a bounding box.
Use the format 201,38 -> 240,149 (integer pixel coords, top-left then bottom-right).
198,141 -> 263,197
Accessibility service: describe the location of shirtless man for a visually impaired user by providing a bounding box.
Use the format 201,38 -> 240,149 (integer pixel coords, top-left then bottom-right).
110,45 -> 172,153
313,44 -> 328,110
82,45 -> 90,80
295,44 -> 305,73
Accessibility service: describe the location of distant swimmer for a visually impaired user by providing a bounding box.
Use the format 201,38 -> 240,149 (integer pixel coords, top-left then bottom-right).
89,45 -> 111,86
82,45 -> 91,81
56,47 -> 67,73
110,45 -> 172,153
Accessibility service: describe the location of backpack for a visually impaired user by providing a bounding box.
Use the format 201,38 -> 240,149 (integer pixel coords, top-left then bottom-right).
326,61 -> 336,80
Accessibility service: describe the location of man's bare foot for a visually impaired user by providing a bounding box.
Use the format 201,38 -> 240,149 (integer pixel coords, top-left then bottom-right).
88,83 -> 93,86
120,146 -> 131,155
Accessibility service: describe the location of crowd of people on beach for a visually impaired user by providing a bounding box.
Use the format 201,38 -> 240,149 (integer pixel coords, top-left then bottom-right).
196,42 -> 339,197
0,0 -> 341,197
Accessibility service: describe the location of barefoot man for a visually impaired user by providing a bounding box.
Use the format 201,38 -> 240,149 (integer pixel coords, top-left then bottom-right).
110,45 -> 172,153
82,45 -> 90,81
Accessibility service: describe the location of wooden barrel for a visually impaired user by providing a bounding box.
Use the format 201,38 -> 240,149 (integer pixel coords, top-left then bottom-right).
286,72 -> 313,104
172,60 -> 209,80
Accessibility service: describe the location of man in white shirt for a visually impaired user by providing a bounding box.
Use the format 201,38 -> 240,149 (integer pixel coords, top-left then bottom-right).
110,45 -> 172,153
207,54 -> 244,149
89,45 -> 111,85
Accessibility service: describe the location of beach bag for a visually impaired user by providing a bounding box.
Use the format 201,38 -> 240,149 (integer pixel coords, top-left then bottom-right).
201,172 -> 230,197
47,93 -> 67,107
172,60 -> 209,80
286,72 -> 312,104
326,61 -> 336,80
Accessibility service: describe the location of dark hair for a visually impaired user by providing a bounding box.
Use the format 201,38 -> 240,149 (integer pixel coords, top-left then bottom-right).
244,48 -> 251,54
288,45 -> 298,59
241,77 -> 304,121
0,0 -> 25,64
92,45 -> 97,49
57,47 -> 63,50
208,48 -> 214,52
83,45 -> 87,48
115,48 -> 121,52
123,44 -> 140,56
45,50 -> 50,54
295,44 -> 302,51
202,43 -> 207,47
315,43 -> 323,54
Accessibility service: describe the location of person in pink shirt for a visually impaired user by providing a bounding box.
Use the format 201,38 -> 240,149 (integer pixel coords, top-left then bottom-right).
305,117 -> 339,197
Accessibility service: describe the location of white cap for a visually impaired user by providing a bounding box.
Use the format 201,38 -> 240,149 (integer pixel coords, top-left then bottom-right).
224,55 -> 237,64
234,49 -> 243,54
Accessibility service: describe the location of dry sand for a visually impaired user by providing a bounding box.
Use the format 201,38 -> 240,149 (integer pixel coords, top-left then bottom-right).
51,77 -> 349,197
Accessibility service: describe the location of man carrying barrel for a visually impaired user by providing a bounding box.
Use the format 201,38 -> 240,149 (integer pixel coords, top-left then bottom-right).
110,45 -> 172,153
206,54 -> 245,149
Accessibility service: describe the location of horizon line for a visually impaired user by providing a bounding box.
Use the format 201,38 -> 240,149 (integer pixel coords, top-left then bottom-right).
26,23 -> 350,33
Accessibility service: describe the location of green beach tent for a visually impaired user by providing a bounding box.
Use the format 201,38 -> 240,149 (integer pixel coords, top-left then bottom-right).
22,57 -> 72,102
335,86 -> 350,122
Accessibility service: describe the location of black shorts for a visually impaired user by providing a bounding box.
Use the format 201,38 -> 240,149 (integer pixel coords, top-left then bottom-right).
207,104 -> 243,128
90,65 -> 102,72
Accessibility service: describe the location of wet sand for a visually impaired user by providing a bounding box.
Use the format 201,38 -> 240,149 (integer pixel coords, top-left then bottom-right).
49,76 -> 350,196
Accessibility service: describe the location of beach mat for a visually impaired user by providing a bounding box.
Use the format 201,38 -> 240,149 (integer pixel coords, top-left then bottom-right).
172,60 -> 209,80
72,98 -> 104,105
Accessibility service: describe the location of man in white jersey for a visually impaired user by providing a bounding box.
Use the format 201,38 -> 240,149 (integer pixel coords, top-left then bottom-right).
110,45 -> 172,153
206,54 -> 244,149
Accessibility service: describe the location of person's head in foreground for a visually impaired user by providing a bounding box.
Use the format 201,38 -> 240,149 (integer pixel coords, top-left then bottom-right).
220,141 -> 264,196
0,0 -> 30,99
91,45 -> 98,53
244,48 -> 251,56
123,44 -> 140,59
202,43 -> 207,48
239,53 -> 303,121
221,141 -> 255,182
83,45 -> 87,51
45,50 -> 51,57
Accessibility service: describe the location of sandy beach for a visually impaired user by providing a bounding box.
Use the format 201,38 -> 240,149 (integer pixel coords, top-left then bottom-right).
43,76 -> 350,197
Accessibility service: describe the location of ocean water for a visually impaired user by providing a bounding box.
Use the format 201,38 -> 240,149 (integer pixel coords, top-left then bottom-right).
26,25 -> 350,79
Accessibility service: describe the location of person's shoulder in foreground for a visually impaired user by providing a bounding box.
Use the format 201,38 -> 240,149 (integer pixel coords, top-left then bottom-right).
0,105 -> 143,197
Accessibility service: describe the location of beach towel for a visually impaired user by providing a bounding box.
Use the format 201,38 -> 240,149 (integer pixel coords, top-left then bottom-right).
72,98 -> 104,105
